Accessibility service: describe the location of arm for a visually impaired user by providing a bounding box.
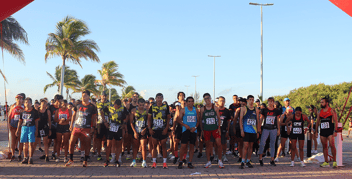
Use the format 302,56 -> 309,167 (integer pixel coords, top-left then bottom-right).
277,114 -> 281,136
239,107 -> 245,137
177,109 -> 189,129
54,109 -> 59,123
70,111 -> 76,131
200,108 -> 204,136
148,114 -> 154,135
315,112 -> 321,134
256,108 -> 261,134
35,118 -> 39,137
16,118 -> 22,137
130,109 -> 137,134
91,114 -> 97,135
215,106 -> 221,134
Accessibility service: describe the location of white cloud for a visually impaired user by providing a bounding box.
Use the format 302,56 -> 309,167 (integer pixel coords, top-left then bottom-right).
140,90 -> 147,98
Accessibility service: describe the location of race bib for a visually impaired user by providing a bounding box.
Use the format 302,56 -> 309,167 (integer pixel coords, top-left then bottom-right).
14,114 -> 20,121
169,118 -> 173,126
76,117 -> 86,126
293,128 -> 302,134
40,129 -> 45,137
59,114 -> 67,120
220,116 -> 225,126
187,116 -> 196,123
136,121 -> 145,128
247,118 -> 256,126
206,118 -> 215,125
110,124 -> 120,132
321,122 -> 330,129
154,119 -> 163,128
266,116 -> 275,125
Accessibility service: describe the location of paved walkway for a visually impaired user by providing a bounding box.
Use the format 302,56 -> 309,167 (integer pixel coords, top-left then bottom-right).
1,121 -> 352,179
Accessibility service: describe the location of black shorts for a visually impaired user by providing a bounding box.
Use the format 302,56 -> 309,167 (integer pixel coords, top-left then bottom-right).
175,126 -> 183,140
235,126 -> 242,139
134,132 -> 148,140
37,125 -> 49,138
152,130 -> 168,141
127,122 -> 134,135
107,129 -> 123,141
229,124 -> 235,137
290,134 -> 304,141
57,124 -> 70,134
96,123 -> 107,139
48,127 -> 57,139
221,131 -> 228,145
243,132 -> 257,143
280,129 -> 289,138
181,130 -> 197,145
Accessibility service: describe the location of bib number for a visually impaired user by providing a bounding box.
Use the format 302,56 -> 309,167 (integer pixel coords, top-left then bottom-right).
14,114 -> 20,121
187,116 -> 196,123
321,122 -> 330,129
154,119 -> 163,128
247,118 -> 256,126
76,117 -> 86,126
266,116 -> 275,125
40,129 -> 45,137
206,118 -> 215,125
220,116 -> 225,126
110,124 -> 119,132
59,114 -> 67,120
136,121 -> 145,128
293,128 -> 302,134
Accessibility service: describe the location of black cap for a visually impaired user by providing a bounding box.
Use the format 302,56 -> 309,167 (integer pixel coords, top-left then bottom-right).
295,107 -> 302,112
101,91 -> 107,96
255,99 -> 260,103
82,90 -> 90,96
54,94 -> 63,101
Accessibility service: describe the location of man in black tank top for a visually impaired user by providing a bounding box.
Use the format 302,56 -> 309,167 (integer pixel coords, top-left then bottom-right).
35,99 -> 52,161
124,92 -> 139,160
172,92 -> 185,164
48,95 -> 63,160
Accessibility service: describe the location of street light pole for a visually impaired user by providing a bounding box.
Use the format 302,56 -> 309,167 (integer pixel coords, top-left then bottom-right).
192,75 -> 199,103
249,2 -> 273,101
208,55 -> 221,98
185,85 -> 190,97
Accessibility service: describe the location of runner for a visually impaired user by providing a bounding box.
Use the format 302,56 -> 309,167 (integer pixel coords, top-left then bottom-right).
200,93 -> 224,168
172,92 -> 186,164
48,95 -> 63,160
55,100 -> 72,162
315,97 -> 338,168
309,105 -> 318,153
35,99 -> 51,162
258,97 -> 281,166
65,90 -> 97,167
275,107 -> 293,162
8,94 -> 24,161
16,97 -> 39,164
228,95 -> 240,157
148,93 -> 171,169
130,98 -> 148,168
232,97 -> 246,162
177,96 -> 199,169
96,91 -> 111,161
217,96 -> 232,163
125,92 -> 139,160
286,107 -> 310,167
239,95 -> 260,169
103,99 -> 128,167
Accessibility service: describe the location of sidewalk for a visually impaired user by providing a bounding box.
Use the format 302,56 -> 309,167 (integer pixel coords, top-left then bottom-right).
0,120 -> 351,179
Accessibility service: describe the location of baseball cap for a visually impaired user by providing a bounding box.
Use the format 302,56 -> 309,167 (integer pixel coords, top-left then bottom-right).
15,94 -> 23,98
284,98 -> 290,101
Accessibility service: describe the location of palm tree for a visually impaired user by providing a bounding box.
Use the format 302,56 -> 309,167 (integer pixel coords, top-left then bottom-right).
44,66 -> 80,96
0,16 -> 29,82
95,60 -> 126,91
121,85 -> 136,99
45,16 -> 100,95
71,74 -> 99,95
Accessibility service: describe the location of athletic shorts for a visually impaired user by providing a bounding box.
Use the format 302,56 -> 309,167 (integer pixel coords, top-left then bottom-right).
57,124 -> 70,134
152,130 -> 168,141
243,132 -> 257,143
175,125 -> 183,140
280,129 -> 289,138
48,127 -> 57,139
290,134 -> 304,141
127,122 -> 134,135
204,129 -> 220,142
320,126 -> 334,138
96,123 -> 107,139
21,125 -> 36,143
181,130 -> 197,145
107,129 -> 123,141
37,125 -> 49,138
229,124 -> 235,137
235,126 -> 242,139
221,131 -> 228,145
72,127 -> 91,138
133,132 -> 148,140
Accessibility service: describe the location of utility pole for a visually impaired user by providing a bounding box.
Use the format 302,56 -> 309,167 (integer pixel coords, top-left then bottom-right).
208,55 -> 221,98
192,75 -> 199,103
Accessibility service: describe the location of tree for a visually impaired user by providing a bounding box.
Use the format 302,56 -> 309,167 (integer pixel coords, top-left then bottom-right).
95,60 -> 126,91
0,16 -> 29,82
45,16 -> 100,95
44,66 -> 79,96
121,86 -> 136,99
71,74 -> 98,96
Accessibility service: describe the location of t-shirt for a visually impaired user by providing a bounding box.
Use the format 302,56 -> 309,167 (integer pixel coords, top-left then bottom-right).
21,109 -> 39,127
96,101 -> 111,124
261,108 -> 281,130
134,109 -> 148,133
219,108 -> 231,132
74,103 -> 97,128
104,105 -> 128,132
148,103 -> 170,130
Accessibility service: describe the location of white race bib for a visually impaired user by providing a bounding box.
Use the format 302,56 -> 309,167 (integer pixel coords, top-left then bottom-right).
154,119 -> 163,128
76,118 -> 86,126
59,114 -> 67,120
40,129 -> 45,137
136,121 -> 145,128
220,116 -> 225,126
187,116 -> 196,123
321,122 -> 330,129
110,124 -> 120,132
206,118 -> 215,125
266,116 -> 275,125
247,118 -> 256,126
14,114 -> 20,121
293,128 -> 302,134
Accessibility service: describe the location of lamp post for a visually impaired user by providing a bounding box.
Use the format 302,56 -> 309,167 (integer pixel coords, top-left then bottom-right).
208,55 -> 221,98
192,75 -> 199,103
185,85 -> 190,97
249,2 -> 273,101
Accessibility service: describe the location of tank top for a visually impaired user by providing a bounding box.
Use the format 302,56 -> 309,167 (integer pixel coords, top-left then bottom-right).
243,106 -> 257,133
319,107 -> 334,132
38,108 -> 49,128
292,114 -> 304,135
10,105 -> 23,128
182,106 -> 197,132
58,108 -> 70,121
134,109 -> 147,133
202,104 -> 218,131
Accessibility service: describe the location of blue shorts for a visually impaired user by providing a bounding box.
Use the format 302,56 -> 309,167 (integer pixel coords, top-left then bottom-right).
21,126 -> 36,143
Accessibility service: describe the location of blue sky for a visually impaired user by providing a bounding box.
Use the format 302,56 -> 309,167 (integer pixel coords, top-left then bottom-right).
1,0 -> 351,107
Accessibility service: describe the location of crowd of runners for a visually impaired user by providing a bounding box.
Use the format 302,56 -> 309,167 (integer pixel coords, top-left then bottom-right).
5,90 -> 339,169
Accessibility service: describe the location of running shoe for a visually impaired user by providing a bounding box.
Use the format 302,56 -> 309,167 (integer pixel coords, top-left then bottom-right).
333,162 -> 337,168
28,158 -> 33,164
218,161 -> 225,168
39,155 -> 46,160
237,157 -> 242,163
10,156 -> 15,162
103,161 -> 109,167
51,154 -> 57,160
65,159 -> 74,167
246,161 -> 253,168
141,161 -> 147,168
130,161 -> 137,167
163,163 -> 168,169
15,148 -> 19,152
82,161 -> 88,167
204,161 -> 212,168
210,156 -> 214,163
97,155 -> 102,161
38,148 -> 44,152
115,161 -> 120,167
182,159 -> 187,165
56,158 -> 60,163
290,161 -> 294,167
109,155 -> 112,160
197,153 -> 202,158
274,157 -> 279,162
259,159 -> 264,166
222,155 -> 228,162
270,160 -> 276,166
178,162 -> 183,169
45,156 -> 49,162
109,157 -> 116,163
21,157 -> 28,164
64,157 -> 68,163
301,161 -> 306,167
126,154 -> 132,160
240,162 -> 245,169
169,155 -> 175,160
194,149 -> 199,153
188,162 -> 194,169
151,162 -> 157,168
173,157 -> 179,164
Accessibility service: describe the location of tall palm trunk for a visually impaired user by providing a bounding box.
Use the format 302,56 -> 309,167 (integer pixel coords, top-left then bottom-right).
59,56 -> 66,95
